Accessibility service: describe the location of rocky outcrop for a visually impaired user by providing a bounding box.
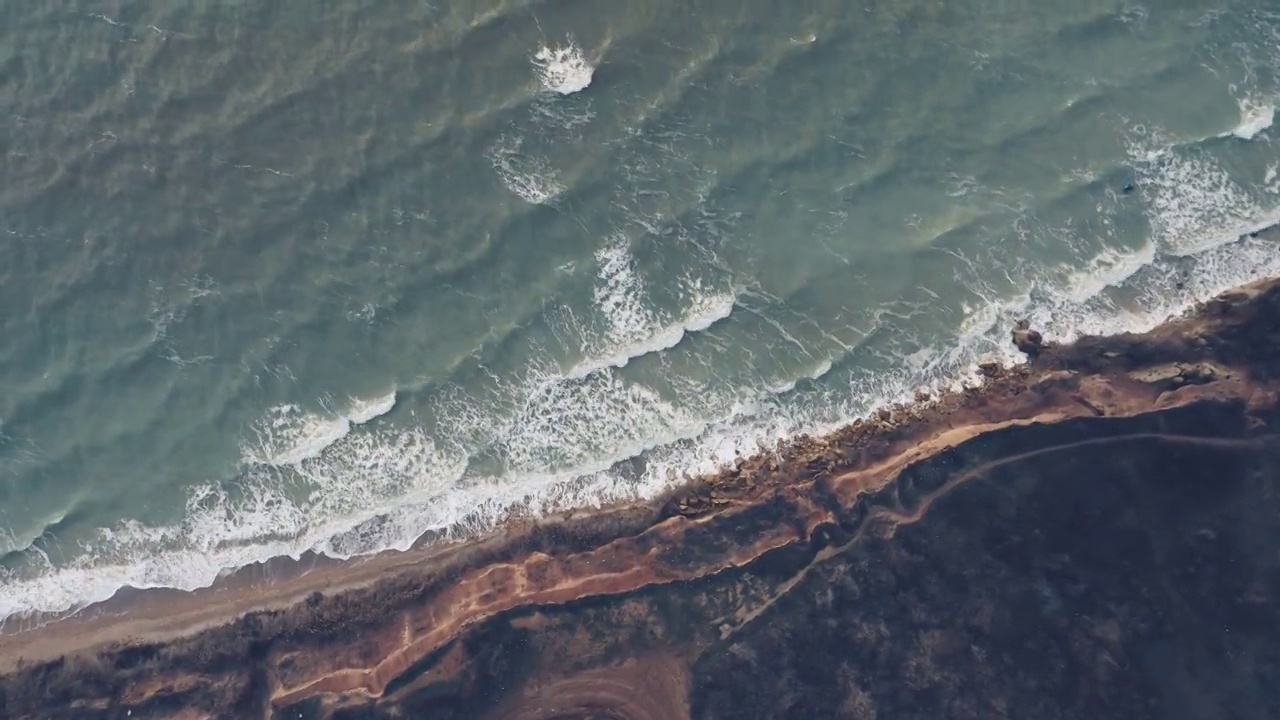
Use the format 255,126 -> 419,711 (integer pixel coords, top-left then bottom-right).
1011,319 -> 1045,356
3,278 -> 1280,720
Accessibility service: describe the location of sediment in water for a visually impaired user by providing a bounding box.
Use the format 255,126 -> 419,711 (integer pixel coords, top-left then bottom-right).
3,273 -> 1280,719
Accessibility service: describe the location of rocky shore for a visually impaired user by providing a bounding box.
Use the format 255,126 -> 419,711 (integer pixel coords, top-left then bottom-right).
3,276 -> 1280,720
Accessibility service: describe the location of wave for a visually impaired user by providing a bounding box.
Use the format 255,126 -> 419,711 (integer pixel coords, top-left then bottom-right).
240,391 -> 398,468
568,234 -> 736,377
0,238 -> 740,620
532,37 -> 595,95
1129,121 -> 1277,257
4,94 -> 1280,625
1221,98 -> 1274,140
346,391 -> 399,425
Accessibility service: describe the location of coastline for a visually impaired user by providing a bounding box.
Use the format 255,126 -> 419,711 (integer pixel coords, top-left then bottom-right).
3,271 -> 1280,718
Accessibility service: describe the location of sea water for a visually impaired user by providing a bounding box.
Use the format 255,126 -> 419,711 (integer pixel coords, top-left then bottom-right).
1,0 -> 1278,620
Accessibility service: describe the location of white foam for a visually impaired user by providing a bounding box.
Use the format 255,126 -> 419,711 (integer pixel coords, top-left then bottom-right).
1056,242 -> 1157,305
533,39 -> 594,95
1222,98 -> 1274,140
242,404 -> 351,467
766,358 -> 834,395
569,236 -> 736,377
347,391 -> 398,425
530,95 -> 596,133
975,139 -> 1280,350
241,392 -> 399,467
487,135 -> 566,205
591,235 -> 657,346
1130,135 -> 1270,256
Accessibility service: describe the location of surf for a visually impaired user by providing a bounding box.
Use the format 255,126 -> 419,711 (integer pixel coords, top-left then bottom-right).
3,164 -> 1277,623
3,10 -> 1280,623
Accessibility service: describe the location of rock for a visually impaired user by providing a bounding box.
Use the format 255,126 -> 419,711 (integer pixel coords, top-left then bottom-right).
1030,371 -> 1076,392
1130,365 -> 1183,385
978,362 -> 1000,378
1129,362 -> 1220,390
1011,320 -> 1044,356
1179,363 -> 1219,385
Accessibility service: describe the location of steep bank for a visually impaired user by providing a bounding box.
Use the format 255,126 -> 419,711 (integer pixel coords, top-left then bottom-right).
3,276 -> 1280,720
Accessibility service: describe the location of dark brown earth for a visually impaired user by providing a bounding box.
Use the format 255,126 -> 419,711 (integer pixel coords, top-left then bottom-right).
4,276 -> 1280,720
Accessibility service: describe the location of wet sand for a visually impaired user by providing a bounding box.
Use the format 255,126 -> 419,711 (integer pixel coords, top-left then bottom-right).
3,271 -> 1280,719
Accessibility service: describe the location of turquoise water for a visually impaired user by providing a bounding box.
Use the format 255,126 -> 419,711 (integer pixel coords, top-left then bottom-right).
1,0 -> 1278,619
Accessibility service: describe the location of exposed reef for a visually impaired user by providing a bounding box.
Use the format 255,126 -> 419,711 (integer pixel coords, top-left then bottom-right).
3,277 -> 1280,719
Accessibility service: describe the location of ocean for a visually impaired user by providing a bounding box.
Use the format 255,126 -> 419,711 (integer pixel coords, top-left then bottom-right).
1,0 -> 1277,621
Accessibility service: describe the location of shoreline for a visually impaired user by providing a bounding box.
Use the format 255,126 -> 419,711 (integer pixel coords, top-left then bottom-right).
2,272 -> 1280,717
2,273 -> 1277,655
0,487 -> 669,670
4,225 -> 1279,633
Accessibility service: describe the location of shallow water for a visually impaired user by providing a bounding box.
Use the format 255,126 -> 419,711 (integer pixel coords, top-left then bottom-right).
1,0 -> 1278,619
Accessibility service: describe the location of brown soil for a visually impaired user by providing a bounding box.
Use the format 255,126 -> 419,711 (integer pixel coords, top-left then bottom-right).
3,276 -> 1280,720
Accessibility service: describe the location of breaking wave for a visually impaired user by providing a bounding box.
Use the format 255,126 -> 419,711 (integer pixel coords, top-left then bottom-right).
570,234 -> 736,377
533,38 -> 595,95
241,392 -> 398,468
1222,98 -> 1274,140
